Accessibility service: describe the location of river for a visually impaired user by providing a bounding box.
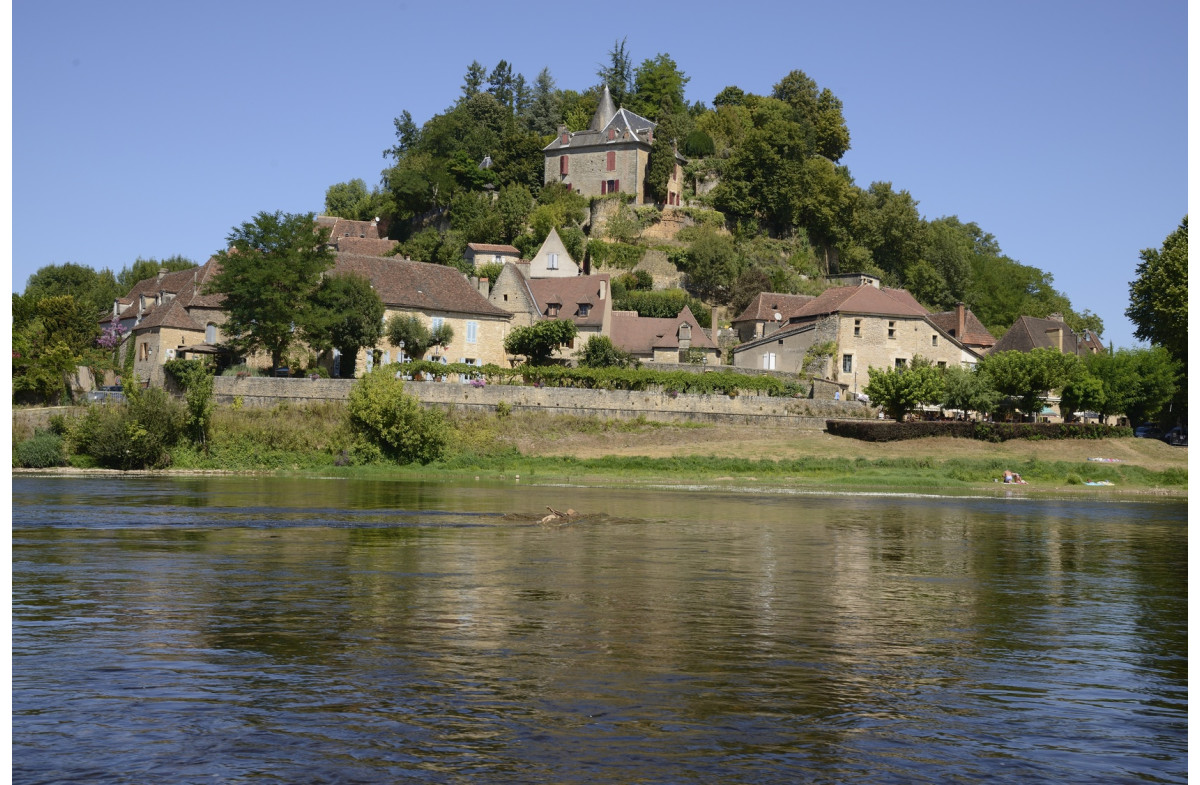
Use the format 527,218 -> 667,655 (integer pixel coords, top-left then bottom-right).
12,475 -> 1187,784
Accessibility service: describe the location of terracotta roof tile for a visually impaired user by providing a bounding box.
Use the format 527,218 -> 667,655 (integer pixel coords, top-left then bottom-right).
927,307 -> 996,347
732,292 -> 816,324
527,275 -> 611,327
331,253 -> 511,318
790,284 -> 928,322
610,306 -> 717,356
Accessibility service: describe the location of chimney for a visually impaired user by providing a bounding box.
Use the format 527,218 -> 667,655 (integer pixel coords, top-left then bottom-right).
477,277 -> 489,297
113,298 -> 120,318
1046,326 -> 1063,352
157,267 -> 167,282
955,302 -> 966,339
599,279 -> 607,300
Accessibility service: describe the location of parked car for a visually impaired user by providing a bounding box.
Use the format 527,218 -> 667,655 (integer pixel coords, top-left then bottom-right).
1134,423 -> 1163,439
1161,426 -> 1187,446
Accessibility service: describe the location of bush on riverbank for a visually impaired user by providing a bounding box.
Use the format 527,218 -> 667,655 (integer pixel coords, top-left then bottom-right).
15,429 -> 67,468
826,420 -> 1134,443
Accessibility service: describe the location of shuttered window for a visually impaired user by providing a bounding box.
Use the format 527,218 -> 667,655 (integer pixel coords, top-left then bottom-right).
607,151 -> 616,171
560,156 -> 569,175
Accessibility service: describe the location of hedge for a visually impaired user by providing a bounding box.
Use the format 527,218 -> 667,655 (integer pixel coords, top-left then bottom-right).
825,420 -> 1135,442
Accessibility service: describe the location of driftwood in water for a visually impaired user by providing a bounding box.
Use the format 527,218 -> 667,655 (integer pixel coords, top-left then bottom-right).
538,506 -> 578,526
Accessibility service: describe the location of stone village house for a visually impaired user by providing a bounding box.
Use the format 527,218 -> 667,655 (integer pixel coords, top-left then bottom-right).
731,278 -> 983,396
543,85 -> 687,206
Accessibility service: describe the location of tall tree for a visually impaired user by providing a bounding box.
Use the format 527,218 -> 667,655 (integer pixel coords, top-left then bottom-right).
503,319 -> 578,365
631,53 -> 690,120
461,60 -> 486,101
1127,216 -> 1187,369
597,38 -> 634,107
302,273 -> 385,378
771,69 -> 850,161
205,211 -> 335,369
487,60 -> 516,110
524,67 -> 561,135
978,348 -> 1081,418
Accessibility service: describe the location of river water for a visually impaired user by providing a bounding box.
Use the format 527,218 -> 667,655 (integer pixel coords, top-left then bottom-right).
12,475 -> 1187,784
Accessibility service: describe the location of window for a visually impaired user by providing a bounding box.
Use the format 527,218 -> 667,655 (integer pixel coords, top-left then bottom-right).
547,253 -> 558,270
205,323 -> 216,344
578,304 -> 591,317
853,319 -> 861,337
431,317 -> 444,331
762,352 -> 776,370
560,156 -> 569,175
931,334 -> 938,346
842,354 -> 853,373
888,321 -> 896,339
895,358 -> 907,369
548,305 -> 559,317
603,179 -> 617,195
607,151 -> 616,171
466,321 -> 478,344
139,342 -> 149,361
937,361 -> 947,369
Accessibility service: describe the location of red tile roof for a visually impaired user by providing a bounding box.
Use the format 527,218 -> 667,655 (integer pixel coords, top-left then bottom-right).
610,306 -> 717,355
527,275 -> 611,328
732,292 -> 817,324
331,253 -> 511,318
790,284 -> 929,321
927,307 -> 996,348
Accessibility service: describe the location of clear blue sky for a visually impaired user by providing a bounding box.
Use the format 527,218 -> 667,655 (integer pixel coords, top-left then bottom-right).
11,0 -> 1187,350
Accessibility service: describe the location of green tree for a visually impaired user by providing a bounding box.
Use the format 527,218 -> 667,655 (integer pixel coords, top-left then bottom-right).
612,289 -> 711,327
163,358 -> 216,449
24,262 -> 123,318
504,319 -> 578,365
324,178 -> 392,222
681,228 -> 740,303
771,69 -> 851,161
386,314 -> 434,360
1058,371 -> 1105,422
645,131 -> 677,205
863,359 -> 945,422
303,273 -> 385,378
1117,346 -> 1180,426
630,53 -> 690,120
524,67 -> 562,135
461,60 -> 486,101
940,364 -> 1000,416
978,348 -> 1081,418
577,335 -> 639,369
597,38 -> 634,107
205,211 -> 335,369
1127,216 -> 1187,369
348,369 -> 448,464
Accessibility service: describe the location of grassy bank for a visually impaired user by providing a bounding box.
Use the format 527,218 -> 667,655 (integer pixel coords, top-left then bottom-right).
146,404 -> 1187,497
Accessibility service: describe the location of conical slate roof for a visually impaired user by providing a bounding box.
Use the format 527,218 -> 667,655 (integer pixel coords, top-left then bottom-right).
589,85 -> 618,131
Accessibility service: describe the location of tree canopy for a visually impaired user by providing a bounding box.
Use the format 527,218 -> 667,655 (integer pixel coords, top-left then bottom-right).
1127,217 -> 1187,368
205,211 -> 335,369
302,273 -> 385,378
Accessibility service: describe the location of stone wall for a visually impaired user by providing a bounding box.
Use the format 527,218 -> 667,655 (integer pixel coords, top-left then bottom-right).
212,376 -> 875,429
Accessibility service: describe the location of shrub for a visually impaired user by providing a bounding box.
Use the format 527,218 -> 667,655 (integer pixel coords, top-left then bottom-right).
348,369 -> 447,464
16,429 -> 66,468
72,385 -> 187,469
824,420 -> 1134,442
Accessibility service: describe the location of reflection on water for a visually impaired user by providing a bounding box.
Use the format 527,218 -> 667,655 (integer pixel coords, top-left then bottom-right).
12,476 -> 1187,784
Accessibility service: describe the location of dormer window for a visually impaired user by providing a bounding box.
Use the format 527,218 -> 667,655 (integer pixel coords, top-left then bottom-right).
578,303 -> 591,317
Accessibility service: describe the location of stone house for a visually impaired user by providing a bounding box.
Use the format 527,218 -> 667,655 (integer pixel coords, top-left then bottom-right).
332,253 -> 513,371
525,227 -> 580,278
731,292 -> 817,343
101,260 -> 232,386
542,85 -> 686,206
465,242 -> 521,270
926,303 -> 996,354
990,314 -> 1103,356
486,263 -> 540,329
731,283 -> 982,395
610,306 -> 720,364
315,215 -> 395,256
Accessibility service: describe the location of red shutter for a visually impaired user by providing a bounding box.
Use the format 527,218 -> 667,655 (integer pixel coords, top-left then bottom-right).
607,151 -> 616,171
614,179 -> 619,193
600,181 -> 607,195
560,156 -> 569,175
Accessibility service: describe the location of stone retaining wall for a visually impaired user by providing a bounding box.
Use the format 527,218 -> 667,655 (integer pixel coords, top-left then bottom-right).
213,376 -> 875,429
